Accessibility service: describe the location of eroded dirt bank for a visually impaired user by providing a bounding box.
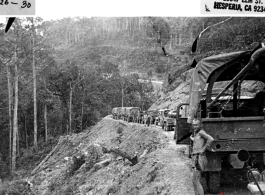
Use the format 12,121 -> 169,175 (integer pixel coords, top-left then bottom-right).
29,117 -> 194,195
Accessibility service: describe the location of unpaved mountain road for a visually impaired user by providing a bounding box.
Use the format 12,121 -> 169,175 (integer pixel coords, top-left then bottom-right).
136,122 -> 253,195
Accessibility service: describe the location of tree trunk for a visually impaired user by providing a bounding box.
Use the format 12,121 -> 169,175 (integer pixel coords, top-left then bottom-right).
65,30 -> 68,45
121,83 -> 124,107
69,83 -> 73,134
44,103 -> 48,142
32,28 -> 38,150
12,46 -> 18,174
102,147 -> 138,165
102,18 -> 104,36
170,34 -> 172,49
6,63 -> 13,172
179,33 -> 182,45
81,98 -> 84,131
17,129 -> 19,157
25,116 -> 28,149
60,101 -> 64,135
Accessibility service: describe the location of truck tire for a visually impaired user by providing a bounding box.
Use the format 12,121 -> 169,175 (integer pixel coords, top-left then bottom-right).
208,171 -> 220,194
201,172 -> 209,194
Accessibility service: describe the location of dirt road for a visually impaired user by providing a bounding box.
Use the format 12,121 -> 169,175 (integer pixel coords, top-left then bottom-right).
151,123 -> 253,195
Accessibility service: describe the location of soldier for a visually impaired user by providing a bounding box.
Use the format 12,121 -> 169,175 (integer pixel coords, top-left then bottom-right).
146,113 -> 151,126
190,119 -> 214,195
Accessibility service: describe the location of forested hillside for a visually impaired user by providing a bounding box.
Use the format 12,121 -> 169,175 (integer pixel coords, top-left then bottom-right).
1,16 -> 265,183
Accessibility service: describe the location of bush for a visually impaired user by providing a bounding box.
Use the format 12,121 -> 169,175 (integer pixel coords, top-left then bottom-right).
0,179 -> 34,195
48,177 -> 63,192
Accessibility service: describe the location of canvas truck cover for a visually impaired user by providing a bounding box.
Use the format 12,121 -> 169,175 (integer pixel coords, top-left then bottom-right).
112,108 -> 117,114
187,50 -> 248,123
148,110 -> 159,117
121,107 -> 127,115
128,107 -> 140,116
116,107 -> 122,114
125,107 -> 133,115
112,107 -> 121,114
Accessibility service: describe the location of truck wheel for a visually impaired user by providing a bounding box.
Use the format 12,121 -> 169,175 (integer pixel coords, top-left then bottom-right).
208,171 -> 220,194
201,172 -> 209,194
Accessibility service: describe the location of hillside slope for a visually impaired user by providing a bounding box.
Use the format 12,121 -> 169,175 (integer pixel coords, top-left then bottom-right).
149,69 -> 192,110
27,118 -> 194,195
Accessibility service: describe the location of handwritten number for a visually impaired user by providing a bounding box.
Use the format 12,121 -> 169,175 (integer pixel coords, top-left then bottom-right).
21,1 -> 30,8
0,0 -> 9,5
0,0 -> 32,6
21,1 -> 26,8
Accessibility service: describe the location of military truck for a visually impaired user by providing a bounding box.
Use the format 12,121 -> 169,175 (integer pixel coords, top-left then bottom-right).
157,109 -> 170,130
174,104 -> 190,142
112,107 -> 122,119
165,110 -> 177,131
175,43 -> 265,193
112,108 -> 117,119
136,110 -> 144,124
120,107 -> 127,121
148,109 -> 159,125
125,107 -> 141,122
116,107 -> 122,119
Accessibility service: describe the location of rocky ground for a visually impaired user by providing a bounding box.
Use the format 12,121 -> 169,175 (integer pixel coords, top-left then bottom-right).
25,117 -> 194,195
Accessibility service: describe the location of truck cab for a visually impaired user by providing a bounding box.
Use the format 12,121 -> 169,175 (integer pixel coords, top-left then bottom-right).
126,107 -> 141,122
112,107 -> 122,119
163,110 -> 176,131
148,109 -> 159,125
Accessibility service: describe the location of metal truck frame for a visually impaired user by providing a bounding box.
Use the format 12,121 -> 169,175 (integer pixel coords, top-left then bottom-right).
176,43 -> 265,193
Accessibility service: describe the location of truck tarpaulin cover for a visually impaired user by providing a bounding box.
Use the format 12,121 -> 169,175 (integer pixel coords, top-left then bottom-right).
187,51 -> 248,123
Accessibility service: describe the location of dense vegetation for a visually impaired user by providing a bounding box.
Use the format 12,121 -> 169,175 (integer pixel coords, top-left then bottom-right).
1,16 -> 265,179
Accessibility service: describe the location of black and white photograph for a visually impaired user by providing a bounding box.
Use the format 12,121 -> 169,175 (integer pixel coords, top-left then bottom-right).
0,1 -> 265,195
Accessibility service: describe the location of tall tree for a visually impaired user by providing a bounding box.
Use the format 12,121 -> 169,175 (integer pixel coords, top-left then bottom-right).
31,18 -> 38,150
12,44 -> 18,174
